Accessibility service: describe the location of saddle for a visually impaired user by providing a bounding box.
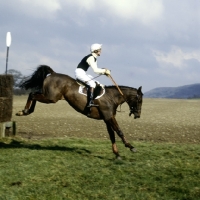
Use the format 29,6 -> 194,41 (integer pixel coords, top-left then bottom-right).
76,79 -> 105,99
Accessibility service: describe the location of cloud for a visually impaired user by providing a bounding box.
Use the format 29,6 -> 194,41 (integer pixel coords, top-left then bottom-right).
66,0 -> 95,10
16,0 -> 61,19
153,46 -> 200,69
101,0 -> 164,25
20,0 -> 61,12
58,0 -> 164,25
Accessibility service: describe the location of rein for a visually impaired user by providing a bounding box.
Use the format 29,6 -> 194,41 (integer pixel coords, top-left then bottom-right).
85,74 -> 102,83
107,75 -> 138,116
107,75 -> 128,104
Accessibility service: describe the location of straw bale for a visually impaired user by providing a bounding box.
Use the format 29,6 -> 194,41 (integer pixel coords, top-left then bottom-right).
0,75 -> 13,122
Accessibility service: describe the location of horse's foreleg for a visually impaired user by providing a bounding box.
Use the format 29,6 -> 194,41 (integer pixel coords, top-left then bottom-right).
106,116 -> 136,153
105,121 -> 121,159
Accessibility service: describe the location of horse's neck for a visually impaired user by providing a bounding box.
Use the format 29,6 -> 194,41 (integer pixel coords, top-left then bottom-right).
119,87 -> 131,101
117,86 -> 137,102
106,86 -> 127,105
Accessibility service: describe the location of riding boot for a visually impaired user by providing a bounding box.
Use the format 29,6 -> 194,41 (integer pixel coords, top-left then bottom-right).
87,87 -> 98,107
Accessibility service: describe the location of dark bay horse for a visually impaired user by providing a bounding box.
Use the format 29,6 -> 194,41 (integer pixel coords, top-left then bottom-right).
16,65 -> 143,159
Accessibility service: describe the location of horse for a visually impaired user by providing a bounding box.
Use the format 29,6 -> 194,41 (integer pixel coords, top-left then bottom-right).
16,65 -> 143,159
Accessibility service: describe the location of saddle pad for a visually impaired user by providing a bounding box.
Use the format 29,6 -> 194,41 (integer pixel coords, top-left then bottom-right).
78,85 -> 105,99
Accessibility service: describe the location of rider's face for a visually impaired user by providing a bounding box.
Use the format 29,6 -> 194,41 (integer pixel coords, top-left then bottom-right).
96,49 -> 101,56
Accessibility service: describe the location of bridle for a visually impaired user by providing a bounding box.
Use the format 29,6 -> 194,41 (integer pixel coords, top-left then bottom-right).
127,94 -> 140,117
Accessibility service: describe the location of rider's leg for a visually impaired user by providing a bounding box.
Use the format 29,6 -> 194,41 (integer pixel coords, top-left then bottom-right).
85,76 -> 99,107
87,87 -> 98,107
75,69 -> 99,107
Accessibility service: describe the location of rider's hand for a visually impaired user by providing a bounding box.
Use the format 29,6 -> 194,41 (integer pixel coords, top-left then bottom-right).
105,69 -> 111,76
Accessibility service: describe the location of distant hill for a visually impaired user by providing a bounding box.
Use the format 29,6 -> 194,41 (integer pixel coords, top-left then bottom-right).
144,83 -> 200,99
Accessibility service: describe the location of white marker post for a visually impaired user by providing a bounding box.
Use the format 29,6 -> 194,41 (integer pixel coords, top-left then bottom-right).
6,32 -> 12,75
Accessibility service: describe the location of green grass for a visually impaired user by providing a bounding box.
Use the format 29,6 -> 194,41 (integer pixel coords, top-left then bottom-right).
0,137 -> 200,200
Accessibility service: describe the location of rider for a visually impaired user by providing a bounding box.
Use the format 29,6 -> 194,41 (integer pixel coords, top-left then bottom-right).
75,43 -> 111,107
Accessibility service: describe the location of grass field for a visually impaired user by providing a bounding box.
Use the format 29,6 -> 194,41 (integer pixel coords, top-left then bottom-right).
0,96 -> 200,199
0,138 -> 199,200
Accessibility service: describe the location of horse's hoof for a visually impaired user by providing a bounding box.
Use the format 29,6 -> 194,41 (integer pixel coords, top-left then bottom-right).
16,111 -> 24,116
130,148 -> 137,153
116,155 -> 122,160
16,110 -> 29,116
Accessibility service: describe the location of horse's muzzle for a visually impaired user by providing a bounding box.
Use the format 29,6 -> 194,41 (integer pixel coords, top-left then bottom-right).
134,115 -> 140,119
129,111 -> 140,119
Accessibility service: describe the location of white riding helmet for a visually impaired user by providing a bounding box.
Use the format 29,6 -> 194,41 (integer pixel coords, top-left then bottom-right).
90,43 -> 102,52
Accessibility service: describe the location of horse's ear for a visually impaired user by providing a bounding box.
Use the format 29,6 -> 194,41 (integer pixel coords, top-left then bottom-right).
137,86 -> 143,95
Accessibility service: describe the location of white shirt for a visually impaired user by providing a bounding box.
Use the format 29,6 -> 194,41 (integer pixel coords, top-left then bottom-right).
87,53 -> 106,74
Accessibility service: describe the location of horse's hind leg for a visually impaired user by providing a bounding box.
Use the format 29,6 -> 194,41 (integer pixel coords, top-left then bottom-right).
106,116 -> 136,153
16,92 -> 34,116
24,92 -> 37,115
16,92 -> 57,116
27,99 -> 36,114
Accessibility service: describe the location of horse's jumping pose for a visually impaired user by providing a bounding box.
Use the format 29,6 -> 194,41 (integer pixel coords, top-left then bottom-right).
16,65 -> 143,159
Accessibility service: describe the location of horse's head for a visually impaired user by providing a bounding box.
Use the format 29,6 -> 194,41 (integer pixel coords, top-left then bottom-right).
127,86 -> 143,119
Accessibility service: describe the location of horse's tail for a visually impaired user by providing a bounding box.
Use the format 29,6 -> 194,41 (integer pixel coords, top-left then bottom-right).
20,65 -> 55,90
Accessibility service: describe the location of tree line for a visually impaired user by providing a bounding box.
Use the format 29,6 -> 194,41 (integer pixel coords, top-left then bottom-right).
5,69 -> 30,95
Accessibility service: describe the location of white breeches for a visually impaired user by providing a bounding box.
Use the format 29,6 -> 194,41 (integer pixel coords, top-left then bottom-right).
75,68 -> 99,88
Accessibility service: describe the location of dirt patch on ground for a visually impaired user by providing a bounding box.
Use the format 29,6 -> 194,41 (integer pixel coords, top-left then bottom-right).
11,96 -> 200,144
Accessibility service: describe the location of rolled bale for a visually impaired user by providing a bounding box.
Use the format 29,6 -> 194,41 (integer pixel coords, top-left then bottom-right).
0,75 -> 14,122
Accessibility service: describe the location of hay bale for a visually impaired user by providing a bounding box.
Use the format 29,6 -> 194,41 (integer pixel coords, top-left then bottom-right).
0,75 -> 13,122
0,75 -> 13,97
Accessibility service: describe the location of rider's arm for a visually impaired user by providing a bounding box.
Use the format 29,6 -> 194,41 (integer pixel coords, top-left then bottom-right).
87,56 -> 106,74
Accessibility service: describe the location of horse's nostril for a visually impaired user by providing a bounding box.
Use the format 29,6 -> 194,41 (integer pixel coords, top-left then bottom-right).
134,115 -> 140,119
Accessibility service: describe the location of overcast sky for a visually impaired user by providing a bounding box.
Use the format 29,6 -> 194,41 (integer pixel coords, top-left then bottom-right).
0,0 -> 200,92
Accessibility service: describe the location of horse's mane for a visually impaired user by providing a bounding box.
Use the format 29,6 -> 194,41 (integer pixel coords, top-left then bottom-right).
105,85 -> 137,90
